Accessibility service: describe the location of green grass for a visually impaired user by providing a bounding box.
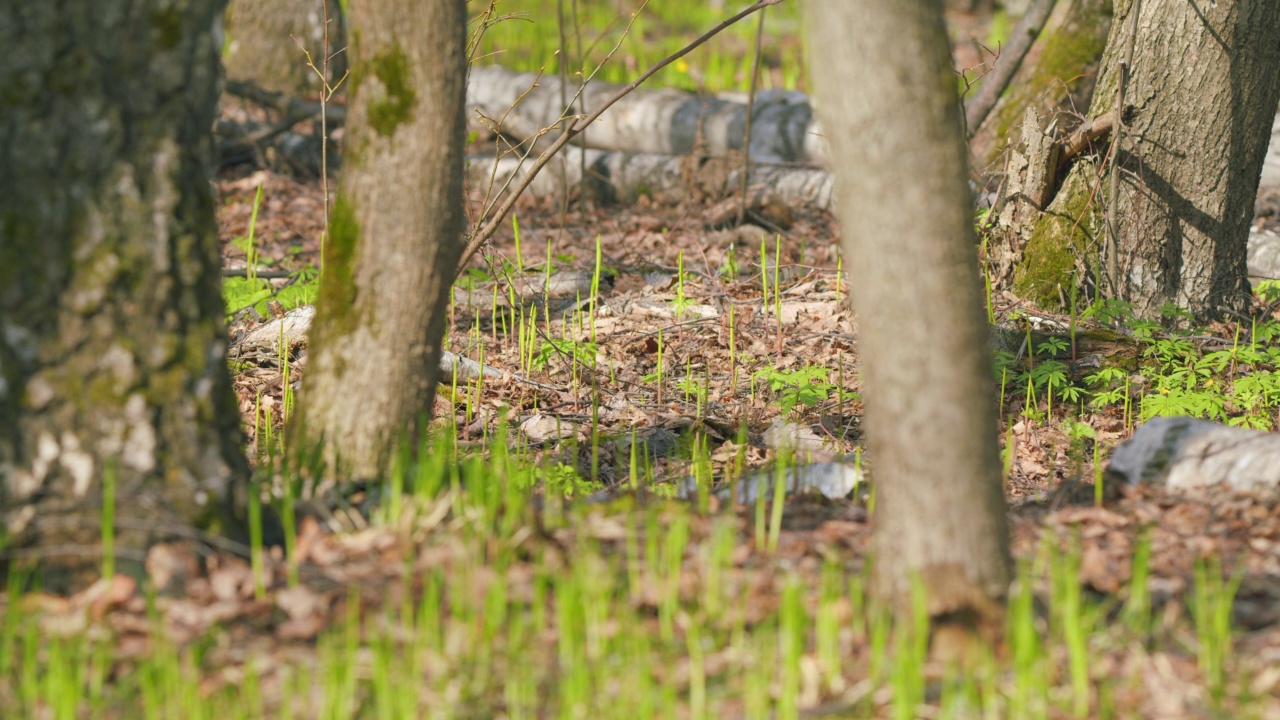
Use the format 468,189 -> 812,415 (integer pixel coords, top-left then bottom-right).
0,425 -> 1268,719
471,0 -> 807,94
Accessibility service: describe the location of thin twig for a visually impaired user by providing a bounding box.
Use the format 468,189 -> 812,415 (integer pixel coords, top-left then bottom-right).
737,6 -> 767,227
556,0 -> 571,210
293,5 -> 349,284
964,0 -> 1059,137
457,0 -> 785,277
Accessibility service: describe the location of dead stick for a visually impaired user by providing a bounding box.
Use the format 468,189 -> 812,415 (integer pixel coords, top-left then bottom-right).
964,0 -> 1059,137
456,0 -> 785,277
736,6 -> 767,227
1056,109 -> 1117,166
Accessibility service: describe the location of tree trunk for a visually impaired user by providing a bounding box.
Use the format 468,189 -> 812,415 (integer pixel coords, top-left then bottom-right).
223,0 -> 347,96
808,1 -> 1011,644
291,0 -> 467,479
1,0 -> 248,590
1019,0 -> 1280,318
969,0 -> 1114,167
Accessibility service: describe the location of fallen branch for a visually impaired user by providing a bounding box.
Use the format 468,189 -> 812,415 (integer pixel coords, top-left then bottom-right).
457,0 -> 785,277
964,0 -> 1059,137
1056,109 -> 1117,166
223,79 -> 347,125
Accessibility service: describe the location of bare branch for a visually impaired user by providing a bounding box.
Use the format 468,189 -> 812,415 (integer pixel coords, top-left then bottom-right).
963,0 -> 1058,137
457,0 -> 785,276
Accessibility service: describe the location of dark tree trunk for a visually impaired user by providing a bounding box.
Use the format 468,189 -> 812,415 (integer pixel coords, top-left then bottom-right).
809,0 -> 1011,648
291,0 -> 467,479
1017,0 -> 1280,318
1,0 -> 248,590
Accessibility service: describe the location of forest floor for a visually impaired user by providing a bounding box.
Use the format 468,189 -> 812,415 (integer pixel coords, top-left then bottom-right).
59,151 -> 1269,716
8,5 -> 1280,713
7,119 -> 1280,720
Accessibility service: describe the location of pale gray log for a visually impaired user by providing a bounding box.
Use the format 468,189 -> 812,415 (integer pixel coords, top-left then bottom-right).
1107,417 -> 1280,490
469,145 -> 833,208
232,305 -> 501,383
467,65 -> 823,163
1249,228 -> 1280,282
585,458 -> 863,504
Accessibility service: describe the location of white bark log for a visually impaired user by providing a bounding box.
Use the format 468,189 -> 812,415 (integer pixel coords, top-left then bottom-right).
467,65 -> 825,163
468,144 -> 833,209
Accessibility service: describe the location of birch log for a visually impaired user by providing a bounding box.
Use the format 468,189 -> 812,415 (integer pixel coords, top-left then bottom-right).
467,65 -> 824,163
468,144 -> 833,209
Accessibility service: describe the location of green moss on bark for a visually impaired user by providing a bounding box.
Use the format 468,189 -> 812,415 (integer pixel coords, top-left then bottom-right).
984,1 -> 1113,163
1014,165 -> 1103,309
151,6 -> 185,50
315,194 -> 361,340
367,45 -> 416,137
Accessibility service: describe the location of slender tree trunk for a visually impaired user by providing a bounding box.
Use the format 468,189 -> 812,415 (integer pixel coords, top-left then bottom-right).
1019,0 -> 1280,318
969,0 -> 1114,167
223,0 -> 347,95
808,1 -> 1010,643
1,0 -> 248,590
291,0 -> 467,479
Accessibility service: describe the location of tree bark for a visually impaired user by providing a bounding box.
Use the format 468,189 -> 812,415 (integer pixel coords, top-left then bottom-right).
291,0 -> 467,479
808,1 -> 1010,643
222,0 -> 347,96
1,0 -> 248,590
1019,0 -> 1280,318
969,0 -> 1114,168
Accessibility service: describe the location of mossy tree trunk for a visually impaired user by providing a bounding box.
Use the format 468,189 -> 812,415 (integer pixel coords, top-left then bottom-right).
290,0 -> 466,479
969,0 -> 1114,167
1,0 -> 250,590
1017,0 -> 1280,318
809,0 -> 1011,648
223,0 -> 347,95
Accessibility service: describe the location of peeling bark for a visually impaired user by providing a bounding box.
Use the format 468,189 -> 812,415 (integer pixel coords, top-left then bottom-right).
969,0 -> 1113,168
1,0 -> 249,590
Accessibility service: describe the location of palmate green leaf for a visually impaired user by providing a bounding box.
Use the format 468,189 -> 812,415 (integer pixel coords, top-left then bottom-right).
223,276 -> 273,318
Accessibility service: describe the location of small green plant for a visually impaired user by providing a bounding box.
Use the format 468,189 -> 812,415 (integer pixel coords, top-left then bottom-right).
533,338 -> 598,371
753,364 -> 858,414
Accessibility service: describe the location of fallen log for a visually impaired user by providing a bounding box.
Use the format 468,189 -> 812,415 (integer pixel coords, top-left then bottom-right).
1106,417 -> 1280,491
466,144 -> 1280,282
468,65 -> 823,163
231,305 -> 502,384
468,144 -> 833,211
